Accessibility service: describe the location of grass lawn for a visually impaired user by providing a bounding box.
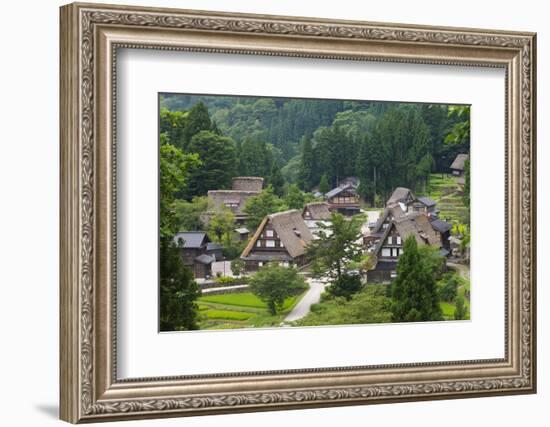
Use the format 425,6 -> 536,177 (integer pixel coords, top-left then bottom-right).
197,292 -> 304,330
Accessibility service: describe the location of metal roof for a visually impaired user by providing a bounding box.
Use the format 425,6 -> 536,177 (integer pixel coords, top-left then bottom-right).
417,196 -> 437,207
173,231 -> 208,248
430,219 -> 452,233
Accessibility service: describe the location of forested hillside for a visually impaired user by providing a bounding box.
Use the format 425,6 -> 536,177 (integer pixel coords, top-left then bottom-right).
160,93 -> 469,204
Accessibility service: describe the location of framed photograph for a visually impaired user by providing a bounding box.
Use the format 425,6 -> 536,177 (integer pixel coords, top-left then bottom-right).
60,2 -> 537,423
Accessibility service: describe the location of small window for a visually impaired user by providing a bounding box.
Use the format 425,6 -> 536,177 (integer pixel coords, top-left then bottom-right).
266,230 -> 274,237
387,236 -> 393,245
256,241 -> 261,247
258,262 -> 263,267
382,248 -> 391,257
282,261 -> 290,267
396,236 -> 402,245
390,271 -> 397,279
280,241 -> 284,247
266,240 -> 275,248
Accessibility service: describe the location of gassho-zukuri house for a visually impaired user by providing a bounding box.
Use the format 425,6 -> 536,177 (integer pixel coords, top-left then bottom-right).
450,153 -> 469,177
205,176 -> 264,224
302,201 -> 332,238
365,186 -> 452,283
240,209 -> 313,271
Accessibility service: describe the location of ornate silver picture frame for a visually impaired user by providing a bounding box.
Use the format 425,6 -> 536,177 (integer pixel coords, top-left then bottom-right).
60,2 -> 536,423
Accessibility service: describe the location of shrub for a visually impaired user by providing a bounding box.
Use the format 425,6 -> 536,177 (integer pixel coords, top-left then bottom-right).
327,274 -> 362,300
439,274 -> 459,302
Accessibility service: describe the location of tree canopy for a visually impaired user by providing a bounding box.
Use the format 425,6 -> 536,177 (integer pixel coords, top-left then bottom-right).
243,185 -> 288,230
391,236 -> 443,322
249,264 -> 307,315
306,212 -> 365,283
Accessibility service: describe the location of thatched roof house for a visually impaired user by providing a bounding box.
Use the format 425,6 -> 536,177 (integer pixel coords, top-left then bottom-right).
302,202 -> 332,239
207,190 -> 259,217
386,187 -> 415,207
241,210 -> 313,271
205,176 -> 264,223
231,176 -> 264,192
367,213 -> 445,283
302,202 -> 331,221
450,154 -> 469,176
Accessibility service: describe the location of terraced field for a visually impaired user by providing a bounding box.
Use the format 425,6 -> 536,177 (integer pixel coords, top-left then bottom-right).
418,173 -> 468,224
197,292 -> 304,330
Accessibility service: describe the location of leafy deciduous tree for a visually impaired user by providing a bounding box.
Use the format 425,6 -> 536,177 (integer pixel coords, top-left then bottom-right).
243,185 -> 287,230
249,264 -> 307,315
306,212 -> 365,287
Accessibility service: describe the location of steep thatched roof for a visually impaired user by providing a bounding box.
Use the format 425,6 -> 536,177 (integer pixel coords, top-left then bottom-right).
207,190 -> 259,215
372,213 -> 440,257
394,214 -> 440,247
303,202 -> 332,220
386,187 -> 414,207
371,205 -> 409,234
241,210 -> 313,259
232,176 -> 264,192
450,154 -> 469,171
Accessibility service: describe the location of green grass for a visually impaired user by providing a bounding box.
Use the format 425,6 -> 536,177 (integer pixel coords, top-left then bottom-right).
196,291 -> 305,330
440,302 -> 456,319
203,309 -> 254,321
199,292 -> 298,311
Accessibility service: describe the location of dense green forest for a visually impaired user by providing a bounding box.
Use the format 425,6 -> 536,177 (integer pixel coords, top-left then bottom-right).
160,93 -> 470,205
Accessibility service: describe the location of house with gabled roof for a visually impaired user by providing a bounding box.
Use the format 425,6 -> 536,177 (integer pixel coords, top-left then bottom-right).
364,205 -> 407,250
366,213 -> 445,283
386,187 -> 415,208
302,201 -> 332,238
205,176 -> 264,224
240,209 -> 313,272
409,196 -> 438,217
450,154 -> 469,176
173,231 -> 215,279
325,184 -> 361,216
231,176 -> 264,192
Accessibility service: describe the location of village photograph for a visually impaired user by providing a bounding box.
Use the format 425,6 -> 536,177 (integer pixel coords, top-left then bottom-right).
159,93 -> 471,332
